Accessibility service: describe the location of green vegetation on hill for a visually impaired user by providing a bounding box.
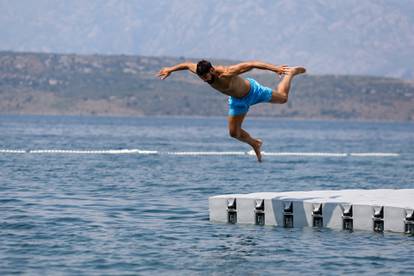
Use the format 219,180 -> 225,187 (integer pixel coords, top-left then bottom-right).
0,51 -> 413,121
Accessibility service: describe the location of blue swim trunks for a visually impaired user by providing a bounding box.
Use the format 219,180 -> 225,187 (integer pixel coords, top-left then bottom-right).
228,78 -> 273,116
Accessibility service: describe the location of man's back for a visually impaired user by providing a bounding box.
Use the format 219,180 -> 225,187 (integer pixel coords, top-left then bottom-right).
207,67 -> 250,98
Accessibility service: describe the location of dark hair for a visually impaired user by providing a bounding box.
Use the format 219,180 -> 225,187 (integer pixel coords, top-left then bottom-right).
196,60 -> 213,76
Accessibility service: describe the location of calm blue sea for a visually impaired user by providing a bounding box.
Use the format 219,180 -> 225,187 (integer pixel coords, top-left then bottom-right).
0,115 -> 413,275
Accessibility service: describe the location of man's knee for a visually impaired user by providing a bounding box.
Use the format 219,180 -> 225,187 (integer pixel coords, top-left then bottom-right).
279,96 -> 288,104
229,128 -> 240,139
271,91 -> 288,104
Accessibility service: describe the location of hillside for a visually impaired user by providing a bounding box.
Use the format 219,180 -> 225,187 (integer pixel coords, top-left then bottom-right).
0,51 -> 413,121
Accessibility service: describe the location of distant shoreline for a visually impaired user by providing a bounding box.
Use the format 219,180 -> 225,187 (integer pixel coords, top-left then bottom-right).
1,51 -> 413,122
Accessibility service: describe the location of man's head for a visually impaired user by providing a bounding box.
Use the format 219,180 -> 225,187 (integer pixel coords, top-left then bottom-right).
196,60 -> 216,84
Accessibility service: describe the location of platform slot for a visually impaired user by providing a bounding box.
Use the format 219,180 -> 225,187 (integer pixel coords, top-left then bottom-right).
227,198 -> 237,224
372,206 -> 384,233
254,199 -> 265,226
342,205 -> 353,231
283,202 -> 294,228
404,209 -> 414,235
312,203 -> 323,228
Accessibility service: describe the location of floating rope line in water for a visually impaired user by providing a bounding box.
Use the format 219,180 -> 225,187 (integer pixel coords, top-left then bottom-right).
0,148 -> 401,157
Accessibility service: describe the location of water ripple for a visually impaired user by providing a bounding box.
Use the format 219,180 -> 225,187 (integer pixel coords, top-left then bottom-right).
1,116 -> 413,275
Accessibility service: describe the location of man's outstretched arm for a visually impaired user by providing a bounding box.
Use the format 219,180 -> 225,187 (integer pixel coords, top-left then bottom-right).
157,63 -> 197,79
220,61 -> 288,77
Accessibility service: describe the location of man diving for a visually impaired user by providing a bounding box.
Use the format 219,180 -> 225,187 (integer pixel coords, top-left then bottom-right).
157,60 -> 306,162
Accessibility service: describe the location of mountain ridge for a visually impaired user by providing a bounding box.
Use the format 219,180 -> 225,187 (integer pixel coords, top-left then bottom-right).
1,0 -> 413,79
1,51 -> 413,121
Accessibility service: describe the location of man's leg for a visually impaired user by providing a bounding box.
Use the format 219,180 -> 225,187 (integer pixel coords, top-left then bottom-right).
270,66 -> 306,104
228,114 -> 263,162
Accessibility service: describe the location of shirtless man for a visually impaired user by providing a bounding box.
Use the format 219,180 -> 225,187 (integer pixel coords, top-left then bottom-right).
157,60 -> 306,162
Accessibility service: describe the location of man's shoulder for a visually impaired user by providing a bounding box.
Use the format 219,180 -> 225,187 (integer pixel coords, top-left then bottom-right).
216,65 -> 233,78
214,65 -> 227,72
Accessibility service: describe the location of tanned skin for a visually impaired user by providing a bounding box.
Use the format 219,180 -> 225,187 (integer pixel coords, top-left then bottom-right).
157,61 -> 306,162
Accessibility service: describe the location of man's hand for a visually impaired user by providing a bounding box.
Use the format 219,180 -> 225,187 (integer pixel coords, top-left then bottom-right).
275,65 -> 289,76
157,67 -> 171,80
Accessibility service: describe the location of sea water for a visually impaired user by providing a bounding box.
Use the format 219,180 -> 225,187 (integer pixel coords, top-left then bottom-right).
0,115 -> 413,275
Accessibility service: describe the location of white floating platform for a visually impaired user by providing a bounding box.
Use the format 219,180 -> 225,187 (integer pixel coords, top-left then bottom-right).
209,189 -> 414,234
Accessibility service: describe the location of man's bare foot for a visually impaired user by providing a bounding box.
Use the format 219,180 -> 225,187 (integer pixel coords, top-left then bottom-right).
252,139 -> 263,162
288,66 -> 306,76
